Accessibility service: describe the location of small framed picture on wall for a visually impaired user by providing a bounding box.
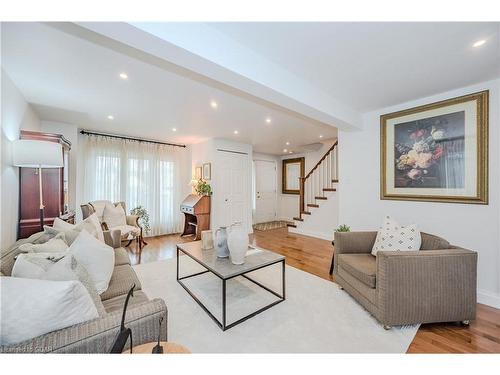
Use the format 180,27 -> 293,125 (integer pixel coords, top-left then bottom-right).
203,163 -> 211,180
195,166 -> 202,180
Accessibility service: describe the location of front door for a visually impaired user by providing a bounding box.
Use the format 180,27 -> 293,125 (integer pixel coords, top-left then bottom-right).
254,159 -> 277,224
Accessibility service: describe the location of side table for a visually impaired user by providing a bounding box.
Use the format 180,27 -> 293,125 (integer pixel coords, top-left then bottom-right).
124,341 -> 190,354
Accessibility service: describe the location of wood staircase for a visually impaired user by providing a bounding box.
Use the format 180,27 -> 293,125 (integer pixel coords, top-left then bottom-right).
288,141 -> 338,228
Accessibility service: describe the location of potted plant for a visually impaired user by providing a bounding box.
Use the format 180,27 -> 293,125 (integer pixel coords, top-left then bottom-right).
130,206 -> 151,235
332,224 -> 350,246
195,179 -> 212,196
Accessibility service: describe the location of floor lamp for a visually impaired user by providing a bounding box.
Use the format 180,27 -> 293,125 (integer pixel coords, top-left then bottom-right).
12,139 -> 63,232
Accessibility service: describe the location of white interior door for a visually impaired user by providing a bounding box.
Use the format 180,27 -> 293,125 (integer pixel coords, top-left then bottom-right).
215,151 -> 250,231
254,159 -> 277,224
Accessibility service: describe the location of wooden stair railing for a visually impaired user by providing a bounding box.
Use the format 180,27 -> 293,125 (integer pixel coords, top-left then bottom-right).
298,140 -> 338,217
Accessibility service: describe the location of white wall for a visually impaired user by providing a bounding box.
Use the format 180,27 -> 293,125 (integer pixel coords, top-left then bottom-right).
338,79 -> 500,308
1,70 -> 41,248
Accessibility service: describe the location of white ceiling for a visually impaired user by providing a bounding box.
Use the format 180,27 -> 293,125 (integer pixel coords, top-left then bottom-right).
3,22 -> 499,156
1,22 -> 337,155
210,22 -> 500,111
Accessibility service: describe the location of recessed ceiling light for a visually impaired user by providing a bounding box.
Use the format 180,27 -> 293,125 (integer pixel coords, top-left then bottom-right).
473,39 -> 486,48
266,117 -> 272,124
233,130 -> 239,135
119,72 -> 128,80
283,149 -> 288,153
319,135 -> 323,138
107,115 -> 114,120
289,151 -> 293,154
172,128 -> 177,132
210,100 -> 218,109
285,141 -> 290,146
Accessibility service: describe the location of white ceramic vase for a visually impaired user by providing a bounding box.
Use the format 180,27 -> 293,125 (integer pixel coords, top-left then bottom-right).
227,222 -> 248,265
215,227 -> 229,258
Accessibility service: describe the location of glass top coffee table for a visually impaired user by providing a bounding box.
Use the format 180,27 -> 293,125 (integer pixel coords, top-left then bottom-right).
176,241 -> 286,331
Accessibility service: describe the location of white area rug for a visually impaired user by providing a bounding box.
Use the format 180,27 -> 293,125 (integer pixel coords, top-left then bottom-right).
133,256 -> 419,353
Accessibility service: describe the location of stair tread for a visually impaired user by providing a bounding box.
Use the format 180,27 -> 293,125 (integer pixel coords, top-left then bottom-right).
332,179 -> 339,183
293,217 -> 304,221
315,196 -> 327,200
287,223 -> 297,228
301,211 -> 311,215
307,204 -> 319,208
323,188 -> 337,191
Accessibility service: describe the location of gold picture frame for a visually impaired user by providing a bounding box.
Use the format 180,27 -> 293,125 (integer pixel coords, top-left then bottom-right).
381,90 -> 488,204
282,157 -> 305,195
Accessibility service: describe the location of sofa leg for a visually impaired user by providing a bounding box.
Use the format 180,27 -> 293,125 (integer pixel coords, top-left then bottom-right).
383,325 -> 392,330
461,320 -> 470,326
338,285 -> 344,290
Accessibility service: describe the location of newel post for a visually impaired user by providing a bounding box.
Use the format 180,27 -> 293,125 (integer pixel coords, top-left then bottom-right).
299,177 -> 305,214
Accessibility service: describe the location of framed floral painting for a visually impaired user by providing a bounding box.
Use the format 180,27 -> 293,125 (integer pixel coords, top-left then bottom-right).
381,91 -> 488,204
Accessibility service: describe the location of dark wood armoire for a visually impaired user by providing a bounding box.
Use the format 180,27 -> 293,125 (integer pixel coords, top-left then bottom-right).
18,130 -> 72,239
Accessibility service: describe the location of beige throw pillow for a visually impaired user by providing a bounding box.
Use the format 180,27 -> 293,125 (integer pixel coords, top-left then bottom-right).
47,213 -> 104,244
18,233 -> 68,253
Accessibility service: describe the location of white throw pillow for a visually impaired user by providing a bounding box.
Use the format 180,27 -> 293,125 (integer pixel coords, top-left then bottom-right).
11,253 -> 106,317
12,253 -> 67,279
51,213 -> 104,243
90,200 -> 110,221
103,203 -> 127,229
371,215 -> 421,256
68,230 -> 115,294
18,232 -> 68,253
0,277 -> 99,346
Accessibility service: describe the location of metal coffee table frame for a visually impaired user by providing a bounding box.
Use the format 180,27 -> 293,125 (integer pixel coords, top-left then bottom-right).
176,246 -> 286,331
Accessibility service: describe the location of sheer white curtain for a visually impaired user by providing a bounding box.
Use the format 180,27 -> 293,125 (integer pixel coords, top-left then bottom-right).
82,134 -> 189,236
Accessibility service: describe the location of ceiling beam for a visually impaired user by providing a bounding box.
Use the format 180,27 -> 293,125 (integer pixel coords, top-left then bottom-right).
59,22 -> 362,130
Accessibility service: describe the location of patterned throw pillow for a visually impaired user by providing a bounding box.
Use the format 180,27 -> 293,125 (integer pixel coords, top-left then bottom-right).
371,216 -> 421,256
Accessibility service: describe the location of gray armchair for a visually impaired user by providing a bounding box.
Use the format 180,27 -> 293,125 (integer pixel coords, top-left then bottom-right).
333,231 -> 477,329
81,201 -> 146,250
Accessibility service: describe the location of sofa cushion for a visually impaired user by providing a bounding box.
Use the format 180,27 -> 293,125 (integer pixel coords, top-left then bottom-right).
102,290 -> 150,313
114,248 -> 131,266
420,232 -> 450,250
100,264 -> 142,301
1,231 -> 57,276
338,253 -> 376,288
112,225 -> 141,238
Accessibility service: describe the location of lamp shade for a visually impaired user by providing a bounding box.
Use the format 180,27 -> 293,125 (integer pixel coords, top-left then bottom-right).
12,140 -> 63,168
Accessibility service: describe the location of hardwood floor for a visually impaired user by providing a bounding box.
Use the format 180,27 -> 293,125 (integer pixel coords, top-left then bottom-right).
125,227 -> 500,353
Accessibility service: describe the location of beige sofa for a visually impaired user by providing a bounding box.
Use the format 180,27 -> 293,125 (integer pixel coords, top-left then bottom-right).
0,230 -> 167,353
333,231 -> 477,329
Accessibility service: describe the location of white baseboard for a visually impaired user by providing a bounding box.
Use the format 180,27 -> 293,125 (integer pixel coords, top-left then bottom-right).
477,289 -> 500,309
288,227 -> 333,241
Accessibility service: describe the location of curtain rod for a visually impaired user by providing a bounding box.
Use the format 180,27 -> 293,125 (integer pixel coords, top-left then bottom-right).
80,130 -> 186,148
